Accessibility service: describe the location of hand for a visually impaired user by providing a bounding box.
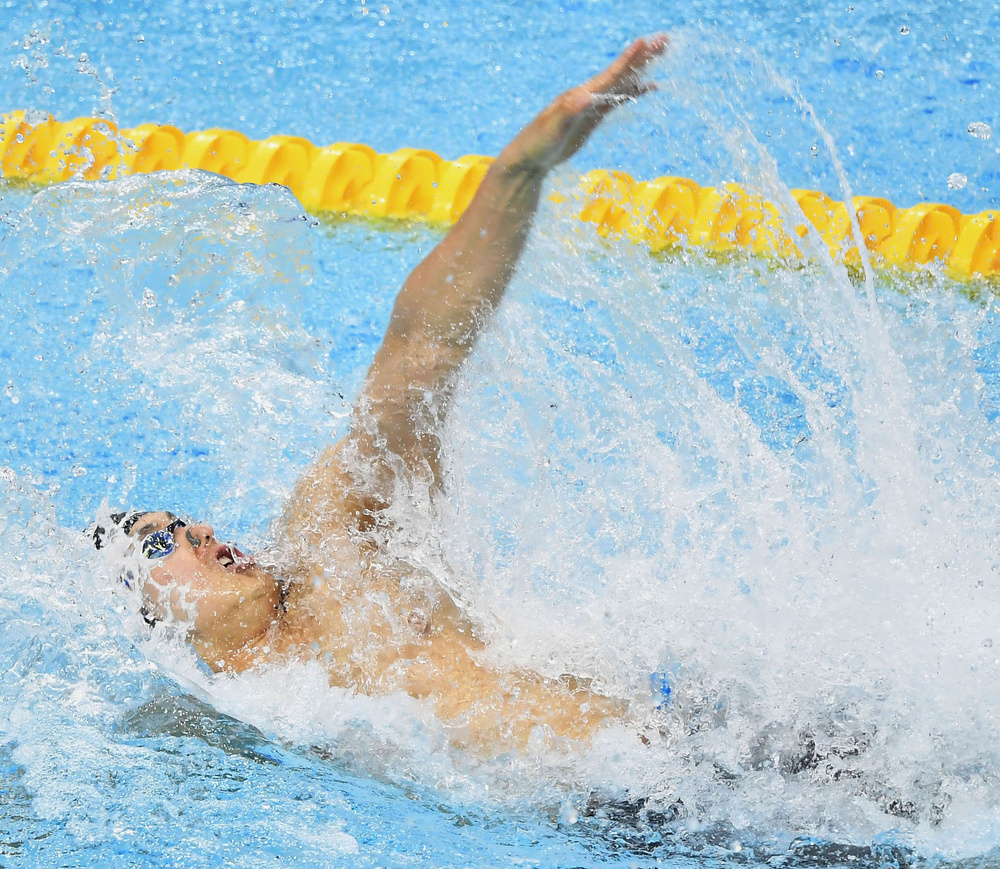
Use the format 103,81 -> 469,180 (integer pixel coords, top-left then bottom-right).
501,34 -> 668,173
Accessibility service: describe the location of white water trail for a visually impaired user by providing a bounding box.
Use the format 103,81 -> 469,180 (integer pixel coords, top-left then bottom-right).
437,35 -> 1000,854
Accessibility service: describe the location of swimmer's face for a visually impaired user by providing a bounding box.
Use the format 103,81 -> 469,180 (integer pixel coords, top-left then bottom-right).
127,511 -> 282,670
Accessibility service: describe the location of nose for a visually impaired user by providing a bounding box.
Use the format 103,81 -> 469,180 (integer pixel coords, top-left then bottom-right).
184,523 -> 215,550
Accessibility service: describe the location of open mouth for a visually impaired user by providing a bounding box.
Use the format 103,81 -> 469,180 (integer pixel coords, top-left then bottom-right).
215,543 -> 254,573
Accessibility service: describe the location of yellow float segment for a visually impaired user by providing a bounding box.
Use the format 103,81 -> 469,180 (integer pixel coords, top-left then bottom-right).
1,112 -> 997,280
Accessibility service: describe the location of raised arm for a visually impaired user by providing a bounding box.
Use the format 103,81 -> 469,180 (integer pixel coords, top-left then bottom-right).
353,36 -> 666,489
284,38 -> 666,542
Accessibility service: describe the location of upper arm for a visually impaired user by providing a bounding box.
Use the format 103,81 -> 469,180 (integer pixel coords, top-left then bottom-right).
354,311 -> 467,485
281,319 -> 464,548
280,440 -> 375,553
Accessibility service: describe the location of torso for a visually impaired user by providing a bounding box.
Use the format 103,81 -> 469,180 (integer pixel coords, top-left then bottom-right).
254,441 -> 621,752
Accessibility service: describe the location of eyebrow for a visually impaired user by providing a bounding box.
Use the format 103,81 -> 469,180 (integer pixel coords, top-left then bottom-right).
129,512 -> 178,539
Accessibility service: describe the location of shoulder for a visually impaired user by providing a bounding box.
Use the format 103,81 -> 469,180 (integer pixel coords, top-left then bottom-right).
281,440 -> 376,546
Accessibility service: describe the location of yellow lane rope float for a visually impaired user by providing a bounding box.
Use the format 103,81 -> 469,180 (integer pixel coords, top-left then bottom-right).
2,111 -> 999,281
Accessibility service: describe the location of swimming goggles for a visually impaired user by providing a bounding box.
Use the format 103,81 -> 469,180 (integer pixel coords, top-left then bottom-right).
141,517 -> 187,560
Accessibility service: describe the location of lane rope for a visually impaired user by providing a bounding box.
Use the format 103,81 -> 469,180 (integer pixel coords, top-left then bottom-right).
2,111 -> 997,280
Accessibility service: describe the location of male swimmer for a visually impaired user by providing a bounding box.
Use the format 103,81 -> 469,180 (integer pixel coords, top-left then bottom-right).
94,36 -> 668,753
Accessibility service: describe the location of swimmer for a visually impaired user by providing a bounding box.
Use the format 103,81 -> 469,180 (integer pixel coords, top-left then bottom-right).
94,36 -> 668,753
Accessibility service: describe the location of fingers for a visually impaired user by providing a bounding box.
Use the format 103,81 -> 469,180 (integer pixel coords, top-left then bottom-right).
588,34 -> 668,98
497,34 -> 667,173
622,34 -> 668,71
618,35 -> 667,85
552,35 -> 666,160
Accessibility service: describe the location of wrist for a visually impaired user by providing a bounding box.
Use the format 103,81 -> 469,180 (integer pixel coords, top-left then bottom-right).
494,144 -> 552,180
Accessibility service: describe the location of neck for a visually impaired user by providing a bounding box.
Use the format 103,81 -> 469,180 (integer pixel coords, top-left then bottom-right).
195,616 -> 280,673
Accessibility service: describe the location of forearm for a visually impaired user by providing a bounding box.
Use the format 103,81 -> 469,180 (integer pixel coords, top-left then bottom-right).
371,155 -> 547,382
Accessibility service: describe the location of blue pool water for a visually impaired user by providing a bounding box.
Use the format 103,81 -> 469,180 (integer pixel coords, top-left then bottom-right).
5,2 -> 1000,867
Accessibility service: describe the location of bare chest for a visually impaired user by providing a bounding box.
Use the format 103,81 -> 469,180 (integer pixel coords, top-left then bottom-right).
272,537 -> 475,692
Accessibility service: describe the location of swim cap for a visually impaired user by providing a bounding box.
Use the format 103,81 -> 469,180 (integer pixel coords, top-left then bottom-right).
91,509 -> 149,551
89,506 -> 160,626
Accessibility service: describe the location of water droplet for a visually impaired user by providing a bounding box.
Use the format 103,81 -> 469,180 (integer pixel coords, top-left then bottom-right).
900,25 -> 910,35
134,34 -> 145,43
968,121 -> 993,140
810,144 -> 819,157
985,638 -> 994,648
558,801 -> 579,825
142,288 -> 157,308
875,69 -> 885,80
947,172 -> 968,190
732,841 -> 743,853
72,465 -> 87,477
